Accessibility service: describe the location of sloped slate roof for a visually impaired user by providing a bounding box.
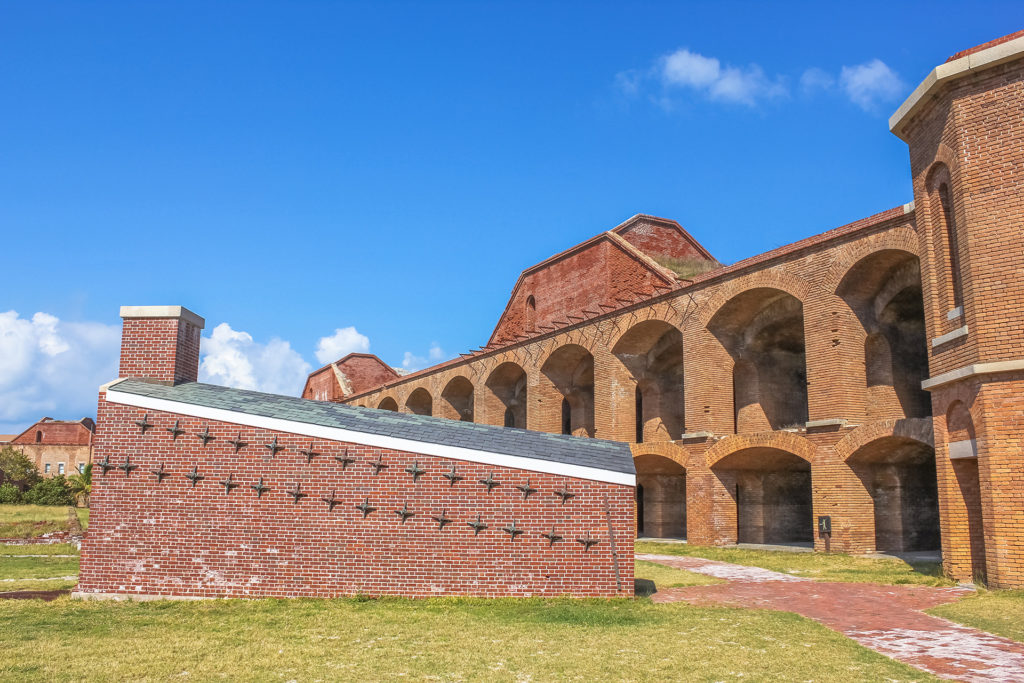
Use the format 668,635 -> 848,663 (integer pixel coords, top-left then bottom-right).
107,379 -> 635,476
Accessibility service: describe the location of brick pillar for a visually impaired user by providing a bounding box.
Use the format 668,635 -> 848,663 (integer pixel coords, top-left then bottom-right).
118,306 -> 205,385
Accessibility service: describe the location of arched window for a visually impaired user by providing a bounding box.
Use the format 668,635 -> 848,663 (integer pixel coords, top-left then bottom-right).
635,386 -> 644,443
525,295 -> 537,331
35,431 -> 42,443
504,406 -> 516,428
561,398 -> 572,435
938,185 -> 964,309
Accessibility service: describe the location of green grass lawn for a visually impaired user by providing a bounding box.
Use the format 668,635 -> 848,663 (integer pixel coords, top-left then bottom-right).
0,542 -> 78,556
0,505 -> 88,539
0,544 -> 79,594
928,589 -> 1024,644
0,598 -> 936,681
636,541 -> 953,586
634,559 -> 721,597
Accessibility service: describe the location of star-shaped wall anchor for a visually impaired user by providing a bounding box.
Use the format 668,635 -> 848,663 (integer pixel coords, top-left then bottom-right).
368,453 -> 388,475
96,455 -> 115,475
264,436 -> 284,457
442,464 -> 463,486
541,526 -> 564,547
228,433 -> 247,452
185,466 -> 205,487
166,419 -> 185,440
321,489 -> 341,511
395,502 -> 415,523
515,478 -> 537,499
134,413 -> 153,434
502,520 -> 524,541
118,456 -> 138,476
479,472 -> 500,492
150,463 -> 169,482
220,473 -> 240,494
554,485 -> 576,505
467,515 -> 488,535
333,448 -> 355,469
356,497 -> 376,518
576,531 -> 599,551
251,477 -> 270,498
298,442 -> 319,464
431,509 -> 452,530
286,483 -> 307,504
404,461 -> 425,481
196,425 -> 215,446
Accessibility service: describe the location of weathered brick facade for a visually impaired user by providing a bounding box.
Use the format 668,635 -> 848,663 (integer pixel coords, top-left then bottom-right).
79,308 -> 635,599
5,417 -> 94,480
334,33 -> 1024,588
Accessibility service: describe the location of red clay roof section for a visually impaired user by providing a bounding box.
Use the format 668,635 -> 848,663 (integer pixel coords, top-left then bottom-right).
946,29 -> 1024,62
342,204 -> 912,401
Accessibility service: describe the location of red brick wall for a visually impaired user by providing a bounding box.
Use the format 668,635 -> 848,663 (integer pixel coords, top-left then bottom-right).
79,396 -> 634,599
616,218 -> 709,261
492,237 -> 675,345
11,420 -> 93,446
119,317 -> 202,385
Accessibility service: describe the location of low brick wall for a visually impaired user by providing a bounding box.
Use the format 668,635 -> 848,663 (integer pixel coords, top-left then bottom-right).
78,396 -> 634,599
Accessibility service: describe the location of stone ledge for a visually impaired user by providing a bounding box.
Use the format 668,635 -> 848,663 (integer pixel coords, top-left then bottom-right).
931,325 -> 968,348
119,305 -> 206,329
921,359 -> 1024,390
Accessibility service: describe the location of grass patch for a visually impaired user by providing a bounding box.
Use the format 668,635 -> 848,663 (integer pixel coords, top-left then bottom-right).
0,597 -> 934,681
0,556 -> 79,581
0,543 -> 78,556
634,559 -> 721,596
0,505 -> 88,539
928,589 -> 1024,644
636,541 -> 953,586
0,578 -> 77,592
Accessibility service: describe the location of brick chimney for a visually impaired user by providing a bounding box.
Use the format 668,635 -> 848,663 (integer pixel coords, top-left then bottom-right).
118,306 -> 205,385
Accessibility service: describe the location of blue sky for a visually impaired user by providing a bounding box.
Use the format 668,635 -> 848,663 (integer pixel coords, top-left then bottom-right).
1,2 -> 1020,432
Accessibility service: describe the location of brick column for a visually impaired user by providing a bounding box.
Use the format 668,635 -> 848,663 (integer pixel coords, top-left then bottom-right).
118,306 -> 205,385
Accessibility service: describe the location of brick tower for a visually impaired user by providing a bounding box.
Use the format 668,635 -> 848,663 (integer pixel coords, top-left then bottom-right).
891,32 -> 1024,587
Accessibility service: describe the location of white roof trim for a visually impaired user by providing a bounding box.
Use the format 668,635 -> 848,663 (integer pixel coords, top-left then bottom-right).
103,387 -> 635,487
119,306 -> 206,329
890,35 -> 1024,139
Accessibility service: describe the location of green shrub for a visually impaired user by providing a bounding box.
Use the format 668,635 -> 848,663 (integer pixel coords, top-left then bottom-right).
0,446 -> 41,490
23,476 -> 74,506
0,482 -> 22,504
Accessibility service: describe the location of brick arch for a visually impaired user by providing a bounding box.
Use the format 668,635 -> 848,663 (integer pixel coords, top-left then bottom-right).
924,143 -> 959,190
704,431 -> 818,469
607,313 -> 682,352
630,441 -> 691,470
822,228 -> 920,294
696,270 -> 811,328
833,417 -> 934,462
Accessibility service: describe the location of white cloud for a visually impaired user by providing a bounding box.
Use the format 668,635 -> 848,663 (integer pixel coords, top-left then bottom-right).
400,343 -> 444,372
0,310 -> 120,433
839,59 -> 905,110
199,322 -> 310,396
314,326 -> 371,364
659,48 -> 787,106
800,67 -> 835,92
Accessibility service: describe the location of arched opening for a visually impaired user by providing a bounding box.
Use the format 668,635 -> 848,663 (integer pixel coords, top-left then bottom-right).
377,397 -> 398,412
708,289 -> 808,432
486,362 -> 527,429
838,250 -> 930,420
405,388 -> 433,416
927,165 -> 964,313
947,400 -> 986,581
541,344 -> 595,437
712,448 -> 813,546
634,454 -> 686,539
525,295 -> 537,332
613,320 -> 684,442
440,376 -> 474,422
848,437 -> 940,552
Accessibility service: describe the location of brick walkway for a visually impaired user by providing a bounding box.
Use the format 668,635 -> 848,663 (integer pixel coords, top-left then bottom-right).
639,553 -> 1024,682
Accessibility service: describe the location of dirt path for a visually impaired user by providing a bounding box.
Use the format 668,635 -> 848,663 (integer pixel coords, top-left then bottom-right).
639,553 -> 1024,682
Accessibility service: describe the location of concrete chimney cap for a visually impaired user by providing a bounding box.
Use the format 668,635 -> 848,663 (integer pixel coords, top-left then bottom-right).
119,306 -> 206,329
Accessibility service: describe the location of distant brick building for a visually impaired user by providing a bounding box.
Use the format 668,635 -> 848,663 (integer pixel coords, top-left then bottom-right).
5,417 -> 95,480
323,32 -> 1024,589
